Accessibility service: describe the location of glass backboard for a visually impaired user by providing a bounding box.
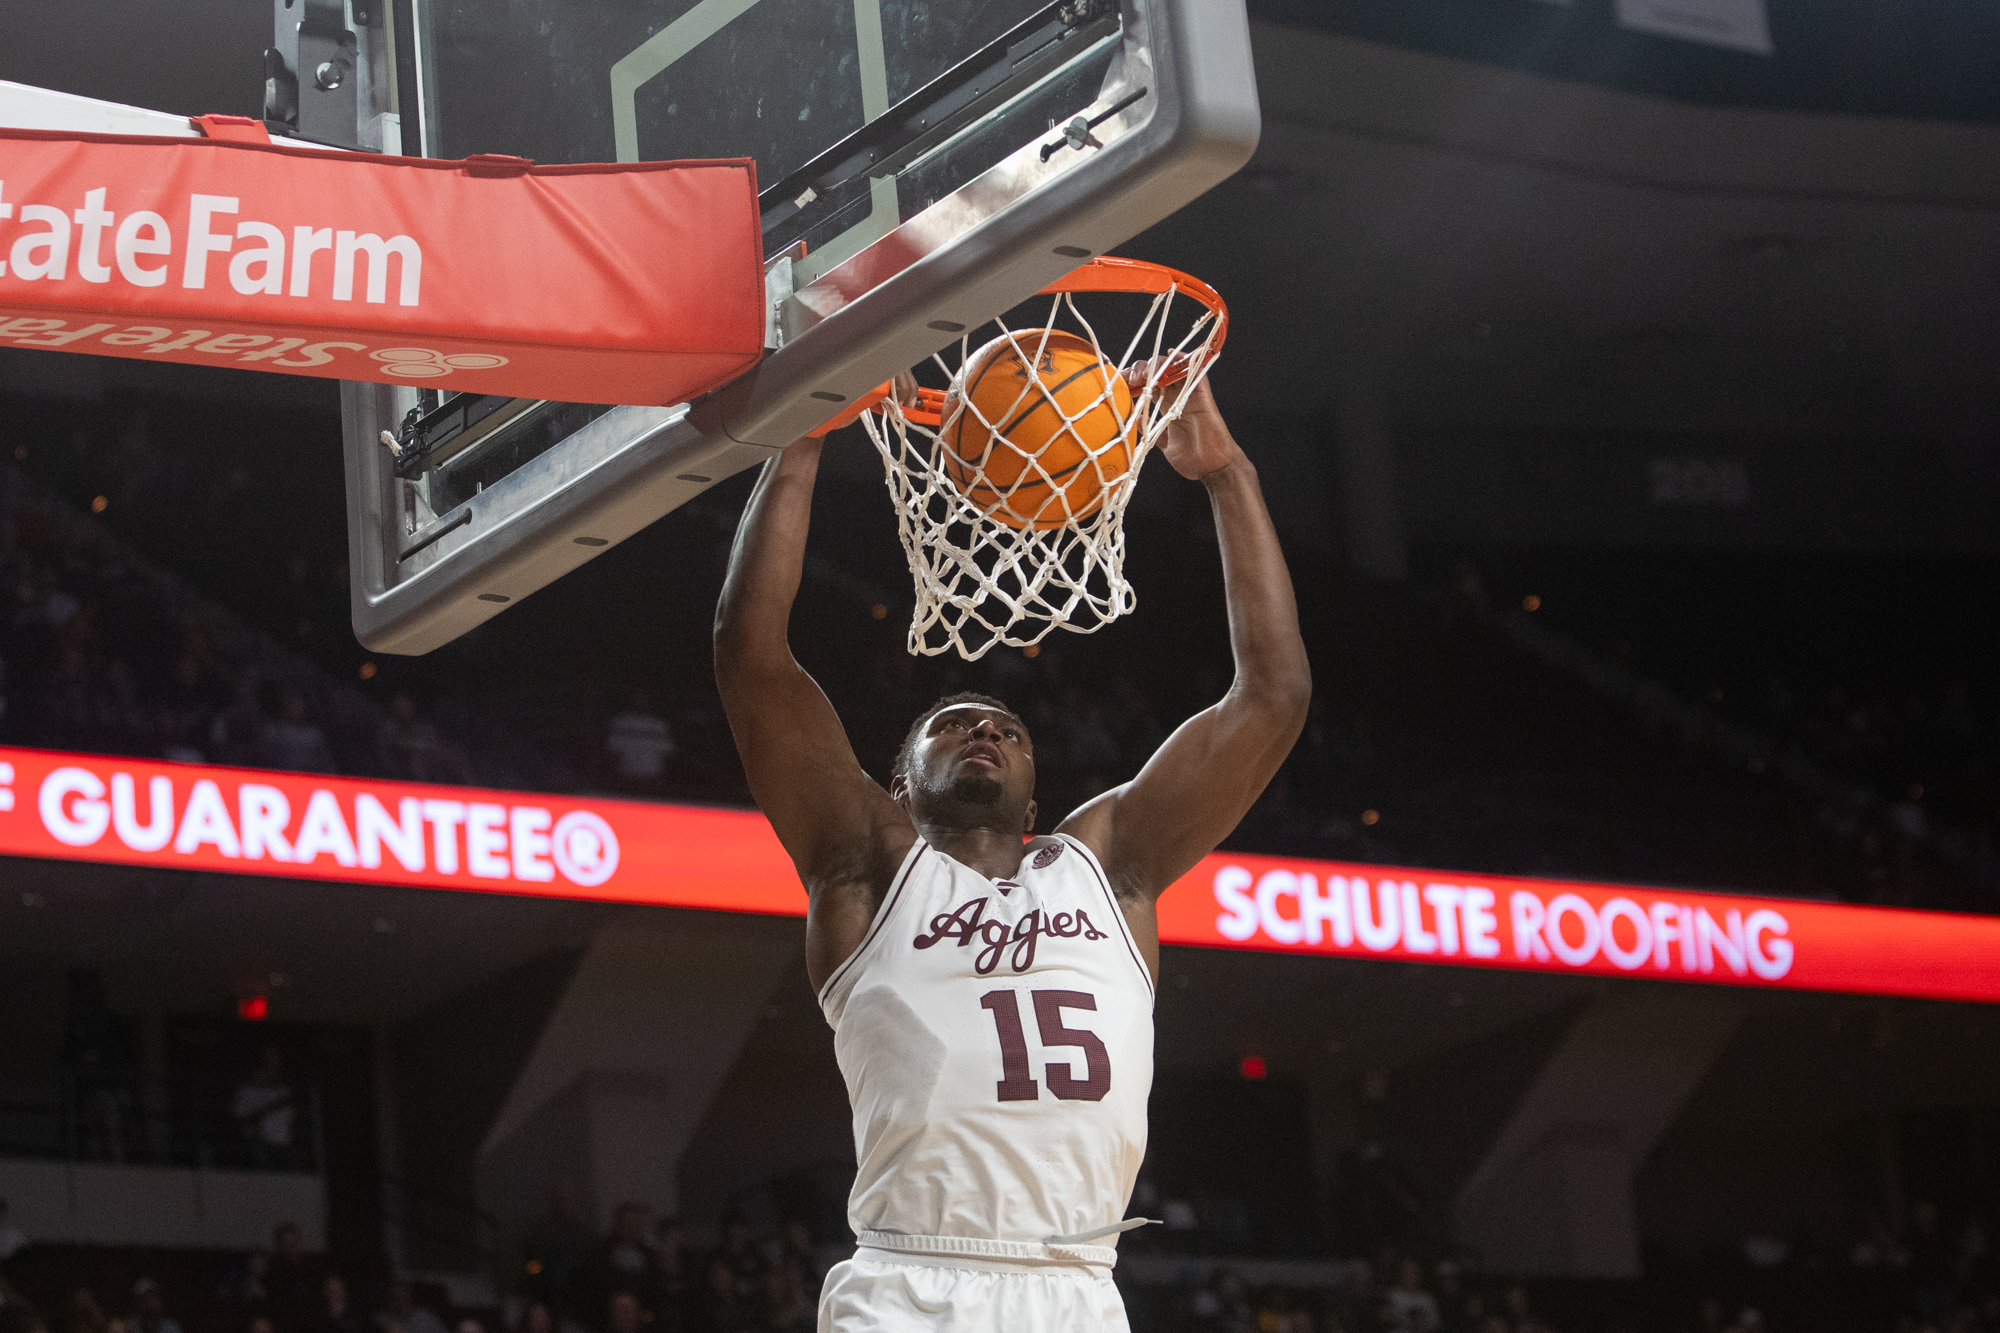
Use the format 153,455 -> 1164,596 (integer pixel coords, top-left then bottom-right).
332,0 -> 1258,653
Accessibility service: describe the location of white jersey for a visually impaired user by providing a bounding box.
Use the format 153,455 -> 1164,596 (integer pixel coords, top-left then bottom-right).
818,832 -> 1156,1257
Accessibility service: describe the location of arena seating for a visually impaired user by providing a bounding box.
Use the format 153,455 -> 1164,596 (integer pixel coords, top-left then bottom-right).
7,1194 -> 1988,1333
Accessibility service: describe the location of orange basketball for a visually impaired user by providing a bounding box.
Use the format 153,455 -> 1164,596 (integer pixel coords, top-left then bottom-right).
942,330 -> 1136,530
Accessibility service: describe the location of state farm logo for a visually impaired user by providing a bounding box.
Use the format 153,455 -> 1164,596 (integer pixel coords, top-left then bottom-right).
0,314 -> 514,382
0,186 -> 423,306
372,347 -> 510,378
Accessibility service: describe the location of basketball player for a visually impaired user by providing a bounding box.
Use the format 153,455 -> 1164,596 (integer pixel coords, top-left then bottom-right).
713,365 -> 1309,1331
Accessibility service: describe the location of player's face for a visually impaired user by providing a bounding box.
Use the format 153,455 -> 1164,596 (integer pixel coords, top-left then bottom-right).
905,705 -> 1036,814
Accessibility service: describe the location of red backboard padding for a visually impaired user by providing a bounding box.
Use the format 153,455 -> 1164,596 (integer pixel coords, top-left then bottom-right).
0,128 -> 765,406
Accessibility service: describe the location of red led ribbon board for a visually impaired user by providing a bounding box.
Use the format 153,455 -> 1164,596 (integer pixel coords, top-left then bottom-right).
0,128 -> 764,406
0,745 -> 802,914
1157,852 -> 2000,1004
4,744 -> 1998,1003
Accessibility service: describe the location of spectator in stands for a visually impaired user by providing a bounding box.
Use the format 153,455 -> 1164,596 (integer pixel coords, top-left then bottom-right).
0,1196 -> 27,1268
1386,1259 -> 1438,1332
1188,1266 -> 1251,1333
1248,1286 -> 1312,1333
61,967 -> 133,1164
651,1219 -> 695,1333
589,1200 -> 657,1320
314,1277 -> 365,1333
220,1251 -> 271,1326
126,1282 -> 179,1333
62,1290 -> 108,1333
758,1266 -> 813,1333
377,695 -> 448,782
1910,1200 -> 1957,1320
267,1222 -> 320,1330
377,1281 -> 447,1333
1108,677 -> 1167,769
231,1046 -> 298,1169
1504,1285 -> 1555,1333
262,690 -> 335,773
1852,1212 -> 1910,1268
208,674 -> 268,768
604,692 -> 675,793
508,1303 -> 553,1333
521,1184 -> 592,1321
0,1301 -> 49,1333
715,1217 -> 765,1304
604,1293 -> 642,1333
163,631 -> 228,717
1432,1264 -> 1467,1333
701,1260 -> 755,1333
1332,1260 -> 1377,1333
1059,683 -> 1120,788
776,1220 -> 825,1294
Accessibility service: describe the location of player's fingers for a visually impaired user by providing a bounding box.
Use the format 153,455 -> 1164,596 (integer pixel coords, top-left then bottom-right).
1126,352 -> 1192,394
893,370 -> 921,407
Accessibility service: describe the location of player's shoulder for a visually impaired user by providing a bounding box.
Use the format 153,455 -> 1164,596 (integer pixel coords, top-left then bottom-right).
1052,797 -> 1156,907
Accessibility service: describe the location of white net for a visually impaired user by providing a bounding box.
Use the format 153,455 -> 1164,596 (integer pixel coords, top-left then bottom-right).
862,277 -> 1223,660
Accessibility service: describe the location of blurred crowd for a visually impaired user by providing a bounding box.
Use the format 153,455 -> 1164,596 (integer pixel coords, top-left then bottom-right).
0,467 -> 552,791
0,1220 -> 491,1333
514,1194 -> 831,1333
3,421 -> 1995,919
1469,564 -> 2000,912
1134,1256 -> 1567,1333
1129,1197 -> 2000,1333
8,1199 -> 1998,1333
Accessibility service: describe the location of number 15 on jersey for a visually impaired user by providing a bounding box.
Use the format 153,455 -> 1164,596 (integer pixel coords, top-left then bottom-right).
979,989 -> 1111,1103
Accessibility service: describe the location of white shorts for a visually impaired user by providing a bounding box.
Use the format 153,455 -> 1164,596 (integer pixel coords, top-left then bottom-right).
817,1249 -> 1131,1332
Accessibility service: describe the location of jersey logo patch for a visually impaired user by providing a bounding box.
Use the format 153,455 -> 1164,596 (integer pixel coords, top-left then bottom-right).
1032,842 -> 1065,870
913,896 -> 1108,975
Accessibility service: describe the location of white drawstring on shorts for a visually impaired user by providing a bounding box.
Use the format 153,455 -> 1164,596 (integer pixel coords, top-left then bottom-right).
1042,1218 -> 1161,1245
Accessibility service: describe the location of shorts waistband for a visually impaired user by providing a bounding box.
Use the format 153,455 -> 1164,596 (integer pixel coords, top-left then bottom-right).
854,1230 -> 1119,1271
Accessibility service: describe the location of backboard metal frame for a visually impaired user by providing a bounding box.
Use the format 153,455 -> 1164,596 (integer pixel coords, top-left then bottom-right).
342,0 -> 1260,655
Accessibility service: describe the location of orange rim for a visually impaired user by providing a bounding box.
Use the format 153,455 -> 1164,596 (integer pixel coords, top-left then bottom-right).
807,256 -> 1226,436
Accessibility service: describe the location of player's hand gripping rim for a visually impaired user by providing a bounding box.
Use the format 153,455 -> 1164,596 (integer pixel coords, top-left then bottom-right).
1126,354 -> 1244,483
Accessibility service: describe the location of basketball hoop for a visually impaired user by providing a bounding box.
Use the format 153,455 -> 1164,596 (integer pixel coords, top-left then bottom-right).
833,257 -> 1228,660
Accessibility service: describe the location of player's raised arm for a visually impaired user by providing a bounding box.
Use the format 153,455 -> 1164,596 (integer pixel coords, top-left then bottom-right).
1059,372 -> 1312,904
714,437 -> 913,930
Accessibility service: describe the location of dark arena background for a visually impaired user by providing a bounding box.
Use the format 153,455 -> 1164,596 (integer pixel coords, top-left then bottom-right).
4,4 -> 2000,1333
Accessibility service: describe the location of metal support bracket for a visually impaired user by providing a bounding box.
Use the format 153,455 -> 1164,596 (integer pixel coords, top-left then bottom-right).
267,0 -> 377,148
